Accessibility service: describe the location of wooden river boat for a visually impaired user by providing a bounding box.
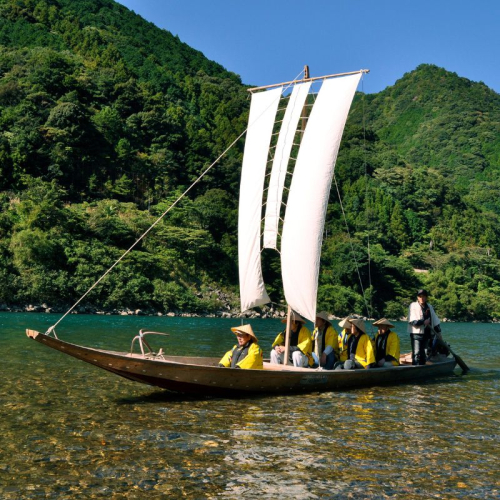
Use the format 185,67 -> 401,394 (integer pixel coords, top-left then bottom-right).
26,68 -> 467,394
26,329 -> 457,396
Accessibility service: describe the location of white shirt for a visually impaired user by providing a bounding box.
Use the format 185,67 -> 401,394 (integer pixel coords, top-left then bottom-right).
407,301 -> 440,334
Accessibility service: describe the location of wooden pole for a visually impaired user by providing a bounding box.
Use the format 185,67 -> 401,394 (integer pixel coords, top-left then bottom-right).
283,65 -> 309,366
247,69 -> 370,92
432,327 -> 469,373
301,65 -> 309,134
283,305 -> 292,366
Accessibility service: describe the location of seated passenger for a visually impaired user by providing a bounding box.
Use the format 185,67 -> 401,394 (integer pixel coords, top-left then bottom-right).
372,318 -> 400,367
219,324 -> 263,369
337,315 -> 354,363
270,312 -> 312,367
311,311 -> 339,370
335,318 -> 375,370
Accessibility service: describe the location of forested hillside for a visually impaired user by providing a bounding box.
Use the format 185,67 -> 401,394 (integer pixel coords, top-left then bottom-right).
1,0 -> 499,320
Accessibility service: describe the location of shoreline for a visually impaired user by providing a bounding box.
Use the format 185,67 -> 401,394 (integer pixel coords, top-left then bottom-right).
1,303 -> 497,323
0,303 -> 290,320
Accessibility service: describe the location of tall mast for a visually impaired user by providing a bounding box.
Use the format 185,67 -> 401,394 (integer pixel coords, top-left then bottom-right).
301,65 -> 310,135
283,65 -> 310,366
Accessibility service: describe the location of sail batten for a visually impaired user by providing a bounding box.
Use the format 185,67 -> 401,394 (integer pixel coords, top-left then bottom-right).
281,74 -> 362,322
263,82 -> 311,250
238,87 -> 282,312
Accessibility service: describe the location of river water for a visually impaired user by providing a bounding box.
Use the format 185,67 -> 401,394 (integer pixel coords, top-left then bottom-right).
1,313 -> 499,499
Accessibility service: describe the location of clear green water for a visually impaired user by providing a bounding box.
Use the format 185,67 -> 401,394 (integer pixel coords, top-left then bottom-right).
1,313 -> 499,499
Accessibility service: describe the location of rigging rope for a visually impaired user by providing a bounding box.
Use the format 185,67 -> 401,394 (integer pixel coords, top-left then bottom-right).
362,75 -> 373,318
48,69 -> 306,334
332,173 -> 370,318
330,72 -> 373,319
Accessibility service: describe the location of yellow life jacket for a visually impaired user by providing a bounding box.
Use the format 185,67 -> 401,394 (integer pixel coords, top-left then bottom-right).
219,341 -> 263,369
338,328 -> 352,362
374,330 -> 400,366
348,333 -> 376,368
272,325 -> 313,365
312,324 -> 340,359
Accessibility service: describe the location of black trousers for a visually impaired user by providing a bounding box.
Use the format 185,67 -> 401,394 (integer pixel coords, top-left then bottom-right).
410,334 -> 429,365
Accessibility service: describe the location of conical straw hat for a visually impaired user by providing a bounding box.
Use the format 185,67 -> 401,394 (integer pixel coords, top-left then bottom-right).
373,318 -> 394,328
281,311 -> 306,324
338,315 -> 355,329
230,324 -> 258,342
349,318 -> 367,334
315,311 -> 331,323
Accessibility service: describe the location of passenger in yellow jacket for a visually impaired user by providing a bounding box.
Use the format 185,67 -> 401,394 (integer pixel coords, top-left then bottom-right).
270,312 -> 312,367
311,311 -> 339,370
373,318 -> 400,367
337,316 -> 354,362
219,324 -> 263,369
335,318 -> 375,370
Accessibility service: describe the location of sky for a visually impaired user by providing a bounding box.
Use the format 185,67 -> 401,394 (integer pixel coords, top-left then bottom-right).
116,0 -> 500,95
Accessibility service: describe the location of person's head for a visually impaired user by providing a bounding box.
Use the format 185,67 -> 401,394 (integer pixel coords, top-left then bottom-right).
230,324 -> 258,345
315,311 -> 330,329
349,318 -> 366,337
373,318 -> 394,334
236,332 -> 251,345
315,317 -> 326,329
281,312 -> 306,331
417,289 -> 428,305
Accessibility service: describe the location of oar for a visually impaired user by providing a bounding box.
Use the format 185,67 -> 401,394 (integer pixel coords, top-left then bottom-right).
432,327 -> 469,373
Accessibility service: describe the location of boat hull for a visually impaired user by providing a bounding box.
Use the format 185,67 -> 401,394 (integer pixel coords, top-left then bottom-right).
27,330 -> 457,396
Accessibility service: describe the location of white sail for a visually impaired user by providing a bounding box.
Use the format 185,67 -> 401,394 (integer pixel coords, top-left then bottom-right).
238,86 -> 283,312
263,82 -> 312,250
281,73 -> 362,322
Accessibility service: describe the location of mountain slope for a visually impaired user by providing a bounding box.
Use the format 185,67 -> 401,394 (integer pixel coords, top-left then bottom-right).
359,64 -> 500,205
0,0 -> 237,81
0,0 -> 247,199
332,65 -> 500,319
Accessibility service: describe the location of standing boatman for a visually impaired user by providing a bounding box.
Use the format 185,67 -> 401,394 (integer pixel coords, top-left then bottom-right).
407,289 -> 441,365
